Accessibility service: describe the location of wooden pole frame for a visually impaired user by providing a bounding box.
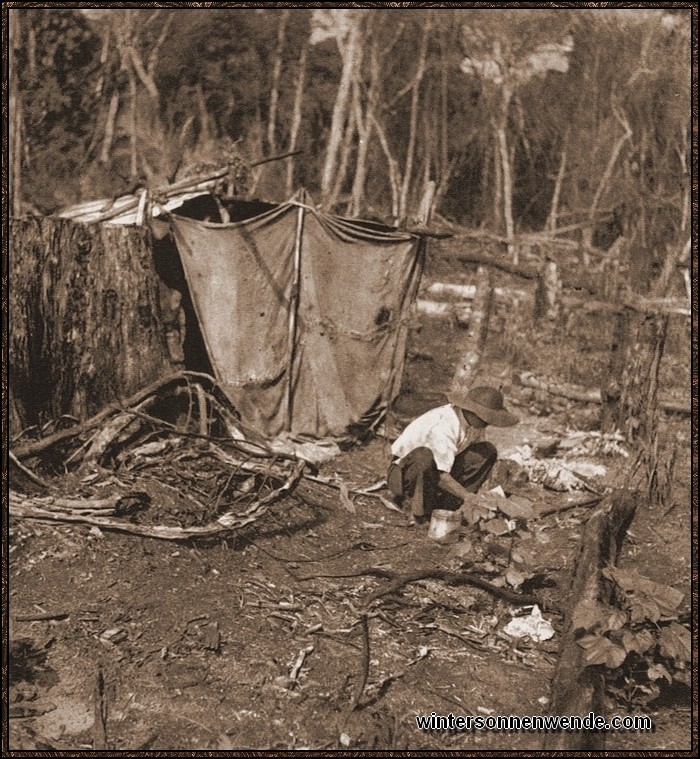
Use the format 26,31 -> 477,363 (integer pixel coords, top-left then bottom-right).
286,203 -> 305,431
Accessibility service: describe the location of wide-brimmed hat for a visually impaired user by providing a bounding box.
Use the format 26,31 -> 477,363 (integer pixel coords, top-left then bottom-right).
447,385 -> 518,427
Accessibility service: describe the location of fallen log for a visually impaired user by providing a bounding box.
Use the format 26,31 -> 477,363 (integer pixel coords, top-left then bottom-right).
543,489 -> 637,751
415,298 -> 472,325
562,293 -> 690,317
515,371 -> 689,416
425,282 -> 527,301
453,252 -> 539,280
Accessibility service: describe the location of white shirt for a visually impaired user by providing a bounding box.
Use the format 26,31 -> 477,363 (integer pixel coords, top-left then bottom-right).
391,404 -> 484,473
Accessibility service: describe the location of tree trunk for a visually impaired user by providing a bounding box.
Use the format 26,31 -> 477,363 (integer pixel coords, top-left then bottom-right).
127,64 -> 139,179
321,19 -> 361,203
547,132 -> 569,233
350,79 -> 372,217
516,370 -> 689,417
398,23 -> 429,222
601,309 -> 627,435
100,93 -> 120,165
584,107 -> 632,253
195,82 -> 211,144
491,137 -> 502,234
450,267 -> 493,389
328,95 -> 356,210
10,218 -> 171,429
286,43 -> 308,197
415,179 -> 436,227
129,46 -> 159,102
618,313 -> 668,443
372,114 -> 401,220
497,124 -> 515,261
350,36 -> 382,218
495,86 -> 515,262
9,10 -> 22,216
439,29 -> 449,183
267,9 -> 290,155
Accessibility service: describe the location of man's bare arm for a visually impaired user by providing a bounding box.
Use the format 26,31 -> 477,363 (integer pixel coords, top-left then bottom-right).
437,471 -> 472,503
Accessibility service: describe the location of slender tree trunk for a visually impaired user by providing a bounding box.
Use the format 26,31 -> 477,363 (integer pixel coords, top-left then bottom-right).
372,114 -> 401,220
496,86 -> 515,262
95,31 -> 110,98
584,107 -> 632,251
100,93 -> 120,164
328,100 -> 356,210
350,81 -> 372,217
547,130 -> 569,233
129,46 -> 159,102
433,155 -> 459,219
286,43 -> 308,198
10,10 -> 23,216
267,9 -> 289,155
439,29 -> 449,181
491,137 -> 502,233
677,134 -> 689,234
398,23 -> 429,222
28,24 -> 37,77
350,40 -> 380,217
195,83 -> 211,143
321,19 -> 361,203
128,67 -> 139,179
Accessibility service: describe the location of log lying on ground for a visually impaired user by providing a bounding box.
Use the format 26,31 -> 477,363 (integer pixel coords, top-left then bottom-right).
425,282 -> 527,301
416,298 -> 472,325
516,371 -> 689,416
446,247 -> 690,311
543,490 -> 637,751
562,293 -> 690,317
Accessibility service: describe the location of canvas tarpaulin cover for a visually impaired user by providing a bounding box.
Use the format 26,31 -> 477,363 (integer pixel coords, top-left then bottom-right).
170,202 -> 424,440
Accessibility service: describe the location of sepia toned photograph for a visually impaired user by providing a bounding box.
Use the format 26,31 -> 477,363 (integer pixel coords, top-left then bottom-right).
4,4 -> 695,753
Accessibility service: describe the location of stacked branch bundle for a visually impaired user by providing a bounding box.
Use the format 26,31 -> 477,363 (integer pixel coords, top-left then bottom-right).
10,373 -> 303,540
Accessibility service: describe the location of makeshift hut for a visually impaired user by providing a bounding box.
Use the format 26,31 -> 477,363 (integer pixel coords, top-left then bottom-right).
10,177 -> 429,445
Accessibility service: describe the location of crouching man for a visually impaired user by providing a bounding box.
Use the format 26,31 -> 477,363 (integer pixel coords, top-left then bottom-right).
387,386 -> 518,523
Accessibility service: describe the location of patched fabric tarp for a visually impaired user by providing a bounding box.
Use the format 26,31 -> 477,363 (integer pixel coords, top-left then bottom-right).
170,202 -> 424,440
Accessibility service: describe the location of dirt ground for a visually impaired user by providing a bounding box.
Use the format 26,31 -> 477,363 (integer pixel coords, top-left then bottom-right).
6,239 -> 694,752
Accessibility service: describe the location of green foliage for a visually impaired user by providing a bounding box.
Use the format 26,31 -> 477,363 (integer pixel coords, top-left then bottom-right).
576,566 -> 690,708
12,6 -> 691,282
15,9 -> 101,210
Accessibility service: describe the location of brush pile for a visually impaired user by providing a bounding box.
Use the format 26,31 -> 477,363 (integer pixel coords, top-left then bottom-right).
10,372 -> 304,540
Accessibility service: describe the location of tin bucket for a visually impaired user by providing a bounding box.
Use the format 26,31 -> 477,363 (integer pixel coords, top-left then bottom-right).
428,509 -> 462,542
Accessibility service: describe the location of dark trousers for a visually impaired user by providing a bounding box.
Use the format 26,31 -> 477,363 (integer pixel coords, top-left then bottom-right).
387,443 -> 497,518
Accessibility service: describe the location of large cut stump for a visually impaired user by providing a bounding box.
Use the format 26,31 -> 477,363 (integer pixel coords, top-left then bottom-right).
10,217 -> 171,432
543,489 -> 637,751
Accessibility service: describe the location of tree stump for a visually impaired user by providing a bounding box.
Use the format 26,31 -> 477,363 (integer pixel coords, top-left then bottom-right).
10,217 -> 171,433
450,266 -> 493,389
543,490 -> 638,751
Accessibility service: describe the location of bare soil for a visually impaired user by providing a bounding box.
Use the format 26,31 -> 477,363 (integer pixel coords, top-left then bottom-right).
7,239 -> 693,752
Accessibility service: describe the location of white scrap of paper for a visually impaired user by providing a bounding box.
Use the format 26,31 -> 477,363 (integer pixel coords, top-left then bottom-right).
503,605 -> 555,642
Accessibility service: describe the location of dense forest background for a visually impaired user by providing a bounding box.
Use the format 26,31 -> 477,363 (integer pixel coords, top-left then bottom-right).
8,8 -> 692,290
